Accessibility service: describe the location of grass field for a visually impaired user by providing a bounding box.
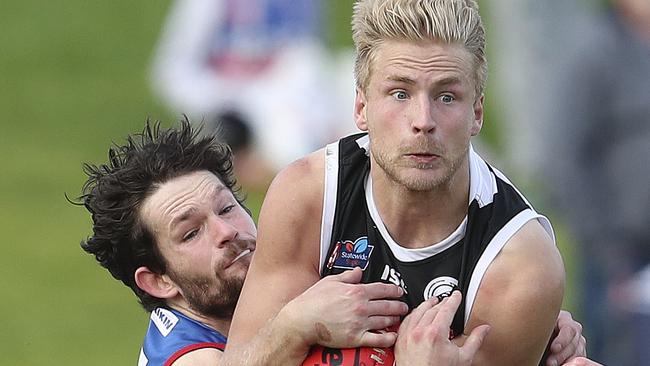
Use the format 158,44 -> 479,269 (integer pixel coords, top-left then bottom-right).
1,1 -> 174,364
0,1 -> 576,365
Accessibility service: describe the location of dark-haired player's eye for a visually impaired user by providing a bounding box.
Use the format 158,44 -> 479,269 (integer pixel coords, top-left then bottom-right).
182,229 -> 199,242
220,204 -> 235,215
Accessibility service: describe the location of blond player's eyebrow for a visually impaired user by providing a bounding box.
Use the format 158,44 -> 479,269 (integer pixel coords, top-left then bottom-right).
385,75 -> 462,87
386,75 -> 416,84
435,76 -> 462,86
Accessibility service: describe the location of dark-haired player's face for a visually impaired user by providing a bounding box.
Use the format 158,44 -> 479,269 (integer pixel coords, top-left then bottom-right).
140,170 -> 257,319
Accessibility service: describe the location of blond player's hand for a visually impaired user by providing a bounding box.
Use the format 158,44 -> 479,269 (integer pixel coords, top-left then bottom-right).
395,291 -> 490,366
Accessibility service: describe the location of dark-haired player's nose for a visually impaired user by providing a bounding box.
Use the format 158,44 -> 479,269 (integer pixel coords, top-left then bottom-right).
411,96 -> 436,134
211,216 -> 239,248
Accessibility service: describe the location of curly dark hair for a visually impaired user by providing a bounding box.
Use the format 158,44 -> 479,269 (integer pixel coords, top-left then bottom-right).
79,118 -> 246,311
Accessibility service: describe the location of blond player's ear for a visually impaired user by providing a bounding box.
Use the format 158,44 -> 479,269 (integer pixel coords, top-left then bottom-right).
470,95 -> 484,136
354,87 -> 369,131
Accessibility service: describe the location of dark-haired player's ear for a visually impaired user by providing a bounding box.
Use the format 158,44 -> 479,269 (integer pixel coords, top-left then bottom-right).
134,266 -> 179,299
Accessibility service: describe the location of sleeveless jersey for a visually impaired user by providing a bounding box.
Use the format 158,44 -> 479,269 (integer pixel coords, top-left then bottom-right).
319,133 -> 554,335
138,307 -> 227,366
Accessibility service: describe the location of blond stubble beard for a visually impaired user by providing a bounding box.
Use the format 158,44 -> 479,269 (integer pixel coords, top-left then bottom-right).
370,140 -> 468,192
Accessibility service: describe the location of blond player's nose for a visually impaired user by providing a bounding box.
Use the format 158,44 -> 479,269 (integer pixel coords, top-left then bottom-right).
411,96 -> 436,134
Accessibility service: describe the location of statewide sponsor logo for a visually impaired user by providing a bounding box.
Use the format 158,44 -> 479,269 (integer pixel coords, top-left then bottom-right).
327,237 -> 374,270
423,276 -> 459,302
151,307 -> 179,337
380,264 -> 408,294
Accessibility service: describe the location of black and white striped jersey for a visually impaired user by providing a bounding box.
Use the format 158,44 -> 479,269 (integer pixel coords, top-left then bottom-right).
318,133 -> 554,335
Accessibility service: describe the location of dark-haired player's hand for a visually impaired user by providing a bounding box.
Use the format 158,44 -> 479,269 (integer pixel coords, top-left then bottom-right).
561,357 -> 603,366
546,310 -> 587,366
394,291 -> 490,366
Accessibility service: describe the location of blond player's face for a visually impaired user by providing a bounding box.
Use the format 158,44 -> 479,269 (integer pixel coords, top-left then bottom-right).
354,39 -> 483,191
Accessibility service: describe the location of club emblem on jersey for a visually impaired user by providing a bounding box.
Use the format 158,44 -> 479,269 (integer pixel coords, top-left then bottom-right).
327,236 -> 374,271
423,276 -> 459,302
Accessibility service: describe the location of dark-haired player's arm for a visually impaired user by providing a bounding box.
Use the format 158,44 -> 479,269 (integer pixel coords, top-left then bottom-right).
225,149 -> 407,363
454,219 -> 565,365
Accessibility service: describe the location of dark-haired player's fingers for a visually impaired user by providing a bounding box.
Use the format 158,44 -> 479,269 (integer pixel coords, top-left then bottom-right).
358,329 -> 399,348
550,324 -> 576,353
547,328 -> 583,366
367,300 -> 409,317
361,281 -> 405,300
365,315 -> 402,332
459,324 -> 491,363
561,357 -> 602,366
329,266 -> 363,284
547,311 -> 585,366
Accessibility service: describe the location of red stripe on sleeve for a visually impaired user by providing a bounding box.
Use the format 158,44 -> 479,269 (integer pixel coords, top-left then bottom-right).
163,342 -> 226,366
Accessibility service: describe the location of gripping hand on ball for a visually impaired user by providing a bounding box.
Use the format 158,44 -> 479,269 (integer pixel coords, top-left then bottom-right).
279,267 -> 409,349
395,291 -> 490,366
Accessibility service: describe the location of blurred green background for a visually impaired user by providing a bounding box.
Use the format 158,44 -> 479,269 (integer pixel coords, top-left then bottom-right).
0,1 -> 576,365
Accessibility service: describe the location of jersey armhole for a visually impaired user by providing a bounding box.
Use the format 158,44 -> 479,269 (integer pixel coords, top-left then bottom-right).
163,342 -> 225,366
464,209 -> 554,324
319,141 -> 340,274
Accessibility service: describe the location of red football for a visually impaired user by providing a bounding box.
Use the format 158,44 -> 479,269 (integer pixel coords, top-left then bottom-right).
301,345 -> 395,366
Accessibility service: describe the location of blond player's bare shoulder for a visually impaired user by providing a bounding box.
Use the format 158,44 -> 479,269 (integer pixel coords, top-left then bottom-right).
262,149 -> 325,214
272,149 -> 325,186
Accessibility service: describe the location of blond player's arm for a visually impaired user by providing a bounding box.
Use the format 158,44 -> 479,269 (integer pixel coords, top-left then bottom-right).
456,219 -> 566,365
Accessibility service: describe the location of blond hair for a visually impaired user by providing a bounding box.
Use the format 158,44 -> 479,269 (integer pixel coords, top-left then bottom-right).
352,0 -> 487,97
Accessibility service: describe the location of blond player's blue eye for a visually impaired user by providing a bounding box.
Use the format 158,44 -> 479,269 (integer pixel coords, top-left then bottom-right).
440,94 -> 455,104
391,90 -> 408,100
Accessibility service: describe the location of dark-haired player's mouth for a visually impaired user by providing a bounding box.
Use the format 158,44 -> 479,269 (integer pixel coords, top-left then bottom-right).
230,249 -> 252,266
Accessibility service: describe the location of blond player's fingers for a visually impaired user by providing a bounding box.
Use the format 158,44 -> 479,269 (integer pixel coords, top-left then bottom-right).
400,296 -> 438,331
459,324 -> 490,363
431,291 -> 462,332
